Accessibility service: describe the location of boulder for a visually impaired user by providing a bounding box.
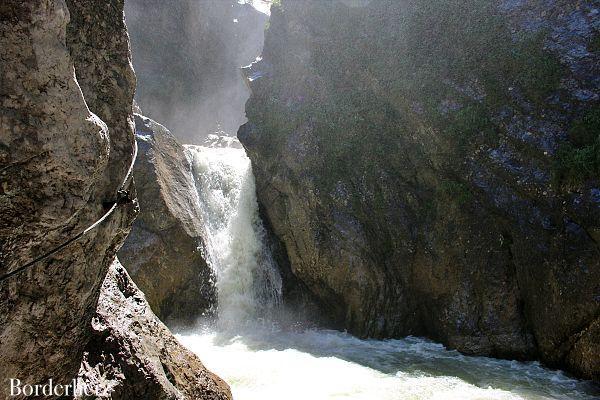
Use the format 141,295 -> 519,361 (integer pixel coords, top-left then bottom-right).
240,0 -> 600,381
78,259 -> 232,400
118,114 -> 216,325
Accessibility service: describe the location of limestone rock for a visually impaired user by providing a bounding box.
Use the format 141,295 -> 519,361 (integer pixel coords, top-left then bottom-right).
78,259 -> 232,400
240,0 -> 600,381
118,114 -> 216,324
0,0 -> 137,394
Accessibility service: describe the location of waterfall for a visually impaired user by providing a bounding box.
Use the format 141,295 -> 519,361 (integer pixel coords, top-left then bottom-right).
185,143 -> 282,329
179,143 -> 598,400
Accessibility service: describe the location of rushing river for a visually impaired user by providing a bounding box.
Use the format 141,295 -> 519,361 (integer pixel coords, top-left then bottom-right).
179,144 -> 598,400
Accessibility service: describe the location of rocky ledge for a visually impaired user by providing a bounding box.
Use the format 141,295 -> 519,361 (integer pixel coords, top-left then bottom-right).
78,259 -> 231,400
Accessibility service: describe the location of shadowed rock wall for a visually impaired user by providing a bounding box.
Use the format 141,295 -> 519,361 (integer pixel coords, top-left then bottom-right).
240,0 -> 600,381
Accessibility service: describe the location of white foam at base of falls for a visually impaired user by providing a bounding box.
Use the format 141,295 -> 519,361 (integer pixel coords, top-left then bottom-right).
177,327 -> 598,400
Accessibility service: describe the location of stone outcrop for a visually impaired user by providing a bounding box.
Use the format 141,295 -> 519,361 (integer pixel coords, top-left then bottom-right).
125,0 -> 269,143
240,0 -> 600,381
0,0 -> 137,394
118,114 -> 216,324
78,259 -> 232,400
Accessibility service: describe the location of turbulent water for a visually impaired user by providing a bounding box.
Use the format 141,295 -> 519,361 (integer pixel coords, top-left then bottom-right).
186,144 -> 282,327
180,144 -> 598,400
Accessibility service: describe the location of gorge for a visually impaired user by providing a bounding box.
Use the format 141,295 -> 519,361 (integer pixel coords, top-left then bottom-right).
1,0 -> 599,399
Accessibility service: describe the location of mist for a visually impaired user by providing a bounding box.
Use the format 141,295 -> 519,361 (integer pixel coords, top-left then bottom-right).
125,0 -> 270,144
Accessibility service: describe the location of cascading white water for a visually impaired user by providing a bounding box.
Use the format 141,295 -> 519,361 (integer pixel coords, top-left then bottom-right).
186,143 -> 282,328
179,143 -> 598,400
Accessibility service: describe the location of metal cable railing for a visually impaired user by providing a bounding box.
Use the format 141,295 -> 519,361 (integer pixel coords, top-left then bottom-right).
0,140 -> 138,283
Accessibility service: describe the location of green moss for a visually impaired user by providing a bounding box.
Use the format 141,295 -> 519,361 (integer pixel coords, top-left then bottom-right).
588,34 -> 600,54
511,33 -> 564,105
439,179 -> 472,205
555,107 -> 600,185
257,0 -> 568,193
445,102 -> 495,142
570,107 -> 600,146
423,198 -> 437,218
392,1 -> 562,109
347,0 -> 565,163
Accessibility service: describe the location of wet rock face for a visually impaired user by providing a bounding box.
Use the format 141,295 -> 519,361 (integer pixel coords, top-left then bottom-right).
240,0 -> 600,380
125,0 -> 269,143
118,114 -> 216,324
78,260 -> 232,400
0,0 -> 137,394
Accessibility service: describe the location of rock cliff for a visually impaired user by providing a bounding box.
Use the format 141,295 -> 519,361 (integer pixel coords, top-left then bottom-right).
125,0 -> 269,143
240,0 -> 600,381
119,114 -> 216,324
0,0 -> 137,393
0,0 -> 229,397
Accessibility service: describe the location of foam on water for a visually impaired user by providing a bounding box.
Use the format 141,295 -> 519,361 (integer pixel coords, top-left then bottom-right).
181,144 -> 598,400
177,328 -> 598,400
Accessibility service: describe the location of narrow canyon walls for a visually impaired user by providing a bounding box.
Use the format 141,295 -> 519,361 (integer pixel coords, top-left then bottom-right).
1,1 -> 232,397
125,0 -> 269,143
